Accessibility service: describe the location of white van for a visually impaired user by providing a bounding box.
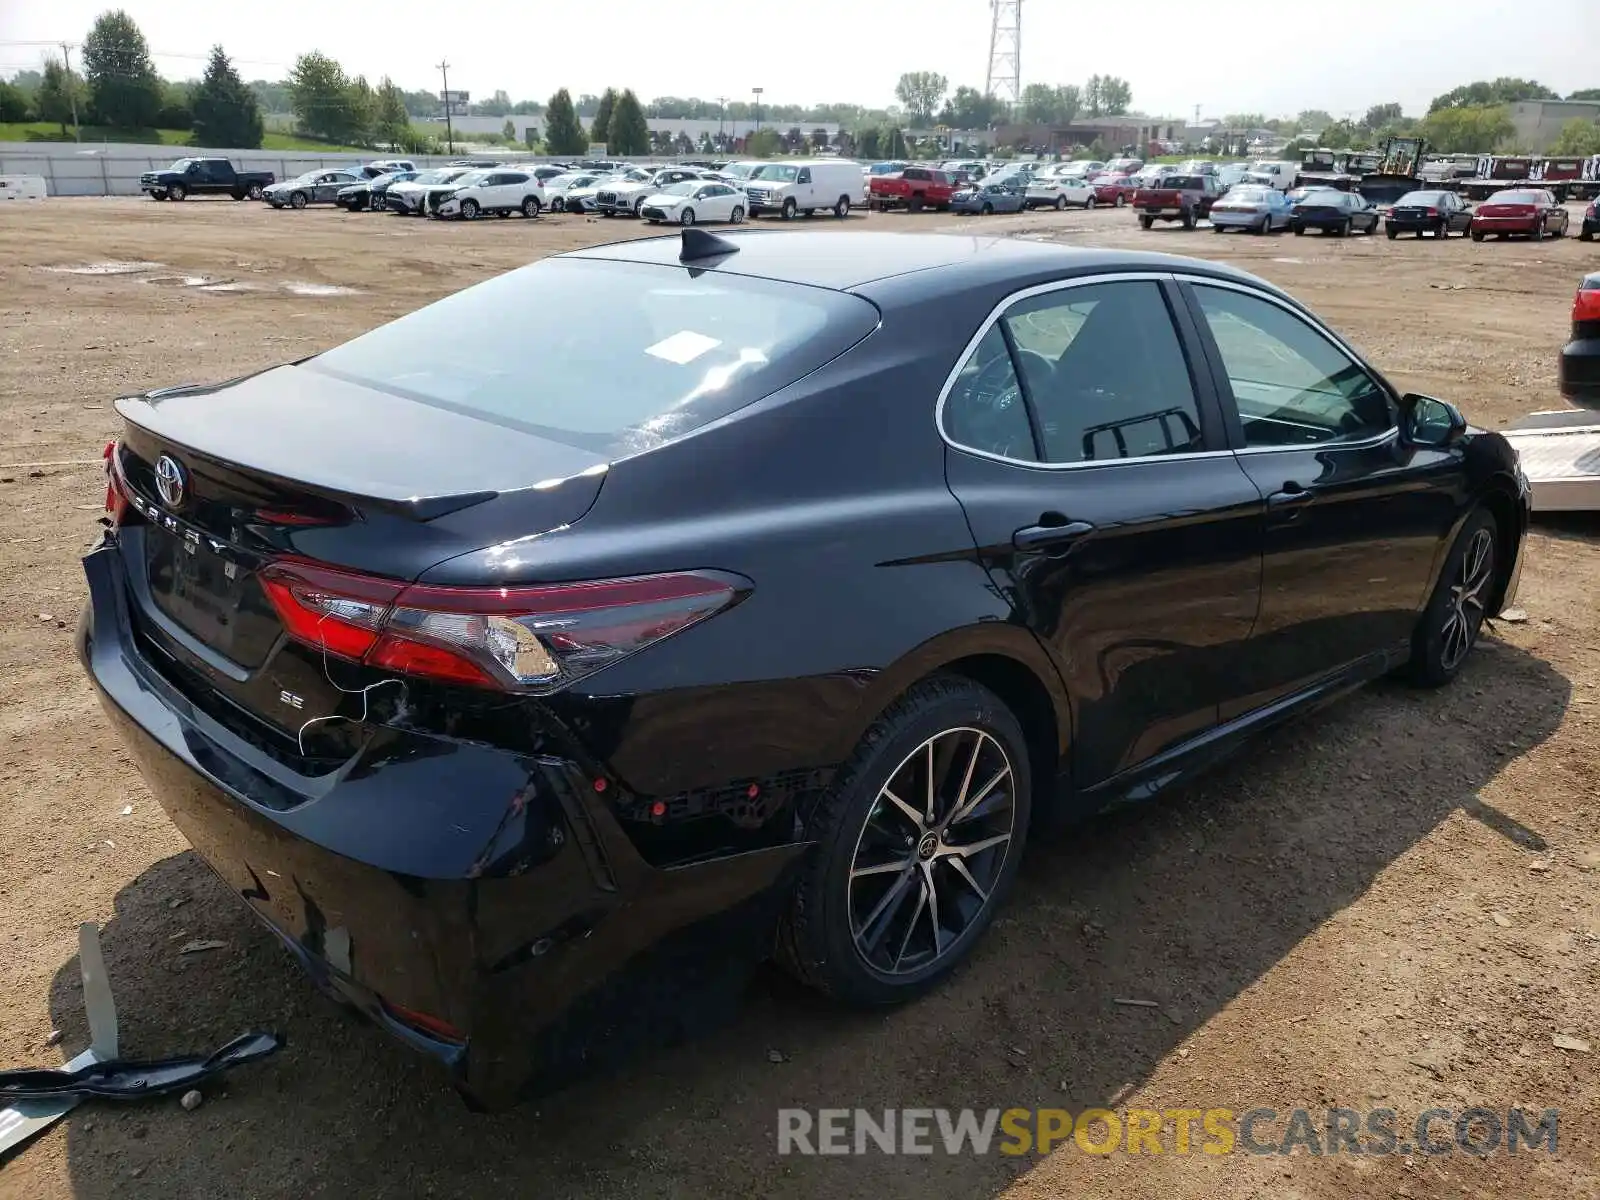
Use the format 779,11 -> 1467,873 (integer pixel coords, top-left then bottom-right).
743,159 -> 865,219
0,174 -> 47,201
1244,161 -> 1297,191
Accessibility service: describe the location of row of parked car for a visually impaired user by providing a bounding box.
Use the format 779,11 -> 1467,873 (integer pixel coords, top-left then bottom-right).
250,156 -> 870,226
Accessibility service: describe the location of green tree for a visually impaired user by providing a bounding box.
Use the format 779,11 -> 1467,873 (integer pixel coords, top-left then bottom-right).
1282,137 -> 1313,157
82,9 -> 162,128
502,117 -> 516,142
1083,74 -> 1104,117
1222,112 -> 1266,129
1100,76 -> 1131,116
1420,104 -> 1515,153
1318,119 -> 1368,149
894,72 -> 947,125
475,89 -> 511,117
36,56 -> 83,136
589,87 -> 618,147
1018,83 -> 1060,125
1428,77 -> 1556,112
1362,102 -> 1403,130
0,80 -> 29,122
345,75 -> 376,145
856,125 -> 881,158
1296,108 -> 1334,132
881,124 -> 908,157
543,87 -> 586,154
746,127 -> 782,156
288,52 -> 360,142
191,46 -> 263,148
156,80 -> 192,130
1550,118 -> 1600,156
609,89 -> 650,155
373,77 -> 408,149
938,86 -> 1001,129
1568,89 -> 1600,101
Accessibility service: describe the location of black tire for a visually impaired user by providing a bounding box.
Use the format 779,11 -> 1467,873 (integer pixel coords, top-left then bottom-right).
552,197 -> 566,212
1406,507 -> 1498,687
1293,225 -> 1305,236
634,197 -> 648,216
150,190 -> 168,201
1530,222 -> 1543,242
1337,217 -> 1351,237
776,676 -> 1033,1006
1436,220 -> 1448,239
1471,229 -> 1484,242
1386,226 -> 1399,240
1053,195 -> 1067,211
730,205 -> 745,224
834,195 -> 850,218
247,183 -> 265,201
521,195 -> 541,218
1114,193 -> 1125,207
1139,215 -> 1154,229
980,202 -> 993,215
169,183 -> 186,201
782,197 -> 797,220
804,208 -> 815,217
1181,209 -> 1194,230
289,191 -> 307,210
679,207 -> 695,226
1582,229 -> 1595,242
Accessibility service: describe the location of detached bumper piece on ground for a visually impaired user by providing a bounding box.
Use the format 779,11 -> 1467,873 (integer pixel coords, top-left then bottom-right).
0,923 -> 281,1158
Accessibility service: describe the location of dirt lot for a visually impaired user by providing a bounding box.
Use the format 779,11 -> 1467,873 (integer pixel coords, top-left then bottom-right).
1,197 -> 1598,1200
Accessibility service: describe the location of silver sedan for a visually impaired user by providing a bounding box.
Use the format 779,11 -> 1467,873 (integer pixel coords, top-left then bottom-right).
1209,185 -> 1293,234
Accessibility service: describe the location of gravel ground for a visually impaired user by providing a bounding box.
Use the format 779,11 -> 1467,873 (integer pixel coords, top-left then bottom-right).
0,197 -> 1597,1200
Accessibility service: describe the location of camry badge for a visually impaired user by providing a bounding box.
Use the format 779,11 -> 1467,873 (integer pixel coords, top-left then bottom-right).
153,454 -> 187,509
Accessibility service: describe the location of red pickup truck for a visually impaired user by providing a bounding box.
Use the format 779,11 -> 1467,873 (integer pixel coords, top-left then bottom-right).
1133,174 -> 1223,229
869,166 -> 957,212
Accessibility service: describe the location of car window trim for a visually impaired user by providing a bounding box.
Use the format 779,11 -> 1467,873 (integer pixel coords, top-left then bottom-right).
934,270 -> 1234,471
1171,274 -> 1400,455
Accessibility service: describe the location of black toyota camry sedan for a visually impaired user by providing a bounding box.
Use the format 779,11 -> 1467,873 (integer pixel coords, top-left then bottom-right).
80,229 -> 1530,1108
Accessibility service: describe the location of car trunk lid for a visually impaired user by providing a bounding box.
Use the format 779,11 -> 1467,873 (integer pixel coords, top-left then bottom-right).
110,364 -> 607,750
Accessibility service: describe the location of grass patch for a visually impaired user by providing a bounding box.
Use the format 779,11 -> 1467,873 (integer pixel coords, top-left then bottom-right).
0,122 -> 368,154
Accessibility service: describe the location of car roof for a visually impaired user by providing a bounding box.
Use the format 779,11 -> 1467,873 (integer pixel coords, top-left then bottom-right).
562,230 -> 1271,296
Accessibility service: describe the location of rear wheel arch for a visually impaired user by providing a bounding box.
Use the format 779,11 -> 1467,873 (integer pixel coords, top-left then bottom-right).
828,636 -> 1069,816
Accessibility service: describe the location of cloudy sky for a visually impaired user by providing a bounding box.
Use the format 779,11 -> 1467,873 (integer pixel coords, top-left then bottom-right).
2,0 -> 1596,118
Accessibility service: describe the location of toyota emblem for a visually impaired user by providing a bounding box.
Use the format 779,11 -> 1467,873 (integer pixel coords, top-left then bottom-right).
153,454 -> 187,509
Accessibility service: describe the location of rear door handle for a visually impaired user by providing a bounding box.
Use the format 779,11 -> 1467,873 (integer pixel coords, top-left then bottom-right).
1012,518 -> 1095,552
1267,482 -> 1312,507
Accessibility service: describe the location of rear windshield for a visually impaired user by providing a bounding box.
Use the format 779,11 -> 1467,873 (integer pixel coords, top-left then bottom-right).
1397,191 -> 1445,205
305,257 -> 880,456
1162,176 -> 1202,189
1488,190 -> 1542,204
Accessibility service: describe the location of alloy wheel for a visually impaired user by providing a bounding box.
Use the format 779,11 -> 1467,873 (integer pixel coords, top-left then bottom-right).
846,727 -> 1016,976
1440,527 -> 1494,671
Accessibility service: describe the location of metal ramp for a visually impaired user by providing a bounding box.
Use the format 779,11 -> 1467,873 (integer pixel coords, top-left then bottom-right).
1501,409 -> 1600,512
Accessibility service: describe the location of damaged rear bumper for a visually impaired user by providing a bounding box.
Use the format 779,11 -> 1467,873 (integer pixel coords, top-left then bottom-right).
75,543 -> 808,1108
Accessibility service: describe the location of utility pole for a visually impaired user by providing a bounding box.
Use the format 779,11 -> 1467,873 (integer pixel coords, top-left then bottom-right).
61,42 -> 81,143
752,87 -> 763,134
716,96 -> 728,147
437,60 -> 454,155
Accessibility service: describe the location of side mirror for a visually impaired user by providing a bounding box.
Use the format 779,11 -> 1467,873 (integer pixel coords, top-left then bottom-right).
1400,393 -> 1468,447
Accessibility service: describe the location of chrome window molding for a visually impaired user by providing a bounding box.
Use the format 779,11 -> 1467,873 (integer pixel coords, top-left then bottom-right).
1174,273 -> 1400,455
934,270 -> 1231,471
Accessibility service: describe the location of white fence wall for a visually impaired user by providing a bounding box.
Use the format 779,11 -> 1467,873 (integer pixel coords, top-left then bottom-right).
0,142 -> 676,198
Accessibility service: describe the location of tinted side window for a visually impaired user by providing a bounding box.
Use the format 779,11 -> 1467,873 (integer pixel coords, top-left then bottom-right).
1191,285 -> 1392,447
942,325 -> 1037,462
797,168 -> 811,183
1000,280 -> 1204,464
905,169 -> 928,181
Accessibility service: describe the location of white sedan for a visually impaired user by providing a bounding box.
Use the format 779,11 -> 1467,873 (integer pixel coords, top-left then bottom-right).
543,172 -> 603,211
1024,169 -> 1096,210
639,180 -> 748,225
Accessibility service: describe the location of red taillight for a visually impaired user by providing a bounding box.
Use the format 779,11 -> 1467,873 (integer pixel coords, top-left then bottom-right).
258,558 -> 746,692
380,1000 -> 464,1044
1425,207 -> 1438,216
1575,284 -> 1600,323
103,440 -> 131,525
